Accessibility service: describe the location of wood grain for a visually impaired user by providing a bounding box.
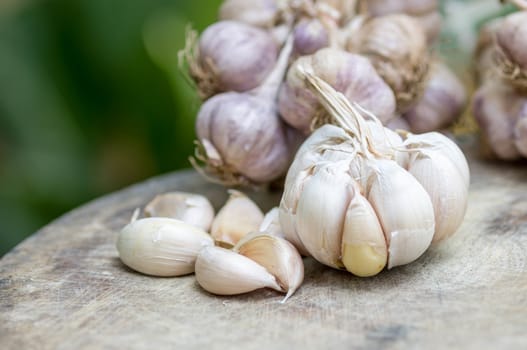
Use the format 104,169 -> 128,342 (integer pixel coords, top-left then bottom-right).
1,138 -> 526,350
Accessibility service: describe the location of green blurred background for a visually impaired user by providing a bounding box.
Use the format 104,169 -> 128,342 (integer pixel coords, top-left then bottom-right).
0,0 -> 221,256
0,0 -> 512,256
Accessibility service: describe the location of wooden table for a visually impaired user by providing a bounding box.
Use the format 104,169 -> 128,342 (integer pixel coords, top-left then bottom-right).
1,139 -> 526,349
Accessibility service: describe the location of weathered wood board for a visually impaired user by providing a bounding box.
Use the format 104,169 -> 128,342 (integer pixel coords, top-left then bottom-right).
1,139 -> 527,349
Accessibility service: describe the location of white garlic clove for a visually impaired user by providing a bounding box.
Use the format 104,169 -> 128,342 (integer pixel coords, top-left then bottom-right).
407,149 -> 468,243
341,182 -> 387,277
211,190 -> 264,247
295,161 -> 352,268
258,207 -> 284,238
236,234 -> 304,302
363,159 -> 435,269
116,217 -> 213,277
195,245 -> 282,295
143,192 -> 215,231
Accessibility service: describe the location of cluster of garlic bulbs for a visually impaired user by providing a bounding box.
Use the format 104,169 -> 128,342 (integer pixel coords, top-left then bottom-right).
472,7 -> 527,160
116,191 -> 304,302
181,0 -> 468,186
279,72 -> 469,276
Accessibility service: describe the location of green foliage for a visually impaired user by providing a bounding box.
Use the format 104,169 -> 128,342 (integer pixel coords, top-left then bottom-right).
0,0 -> 221,256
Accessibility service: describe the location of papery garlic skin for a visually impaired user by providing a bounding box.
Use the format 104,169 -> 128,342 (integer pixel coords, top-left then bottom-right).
116,218 -> 213,277
195,246 -> 282,295
210,190 -> 264,247
404,62 -> 467,133
236,234 -> 304,302
386,116 -> 410,131
219,0 -> 280,28
278,48 -> 396,134
348,14 -> 429,112
144,192 -> 215,231
194,21 -> 278,97
472,80 -> 527,160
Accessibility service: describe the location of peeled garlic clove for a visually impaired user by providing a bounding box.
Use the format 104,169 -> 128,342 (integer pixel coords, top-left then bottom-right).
195,245 -> 282,295
363,159 -> 435,269
472,80 -> 526,160
219,0 -> 280,28
404,61 -> 467,133
259,207 -> 283,237
236,234 -> 304,302
116,217 -> 213,277
295,161 -> 352,268
211,190 -> 264,247
144,192 -> 214,231
341,182 -> 387,277
514,110 -> 527,157
407,149 -> 468,243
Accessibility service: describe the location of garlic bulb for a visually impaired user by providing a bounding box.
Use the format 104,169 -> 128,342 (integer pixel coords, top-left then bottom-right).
472,80 -> 527,160
347,14 -> 430,112
293,18 -> 329,56
495,11 -> 527,93
211,190 -> 264,247
116,217 -> 213,277
184,21 -> 278,99
404,61 -> 467,133
279,72 -> 469,275
474,18 -> 502,84
143,192 -> 215,231
195,245 -> 282,295
278,48 -> 396,134
219,0 -> 282,28
235,234 -> 304,302
386,116 -> 410,131
193,36 -> 296,186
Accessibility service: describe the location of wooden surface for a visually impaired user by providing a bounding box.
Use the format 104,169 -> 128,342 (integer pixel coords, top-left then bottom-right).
1,138 -> 527,350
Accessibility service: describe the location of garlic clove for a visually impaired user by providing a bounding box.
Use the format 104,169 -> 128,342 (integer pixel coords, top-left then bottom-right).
363,159 -> 435,269
211,190 -> 264,247
116,217 -> 214,277
195,245 -> 282,295
143,192 -> 215,231
341,182 -> 387,277
258,207 -> 284,238
295,161 -> 352,268
236,234 -> 304,302
407,149 -> 468,243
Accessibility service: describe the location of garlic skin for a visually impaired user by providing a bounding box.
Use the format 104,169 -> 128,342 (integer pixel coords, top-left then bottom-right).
472,80 -> 527,160
347,14 -> 430,112
293,18 -> 329,56
404,62 -> 467,133
278,48 -> 396,134
190,21 -> 278,99
386,116 -> 410,131
495,11 -> 527,93
474,18 -> 502,84
116,218 -> 213,277
210,190 -> 264,247
219,0 -> 280,28
236,234 -> 304,302
143,192 -> 215,231
259,207 -> 284,237
195,246 -> 282,295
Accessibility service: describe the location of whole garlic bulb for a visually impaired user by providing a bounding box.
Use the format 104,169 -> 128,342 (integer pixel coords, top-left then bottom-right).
116,217 -> 213,277
472,79 -> 527,160
280,72 -> 469,276
403,61 -> 467,133
219,0 -> 282,28
193,36 -> 297,186
278,48 -> 396,134
495,11 -> 527,93
144,192 -> 215,231
185,21 -> 278,99
347,14 -> 430,112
